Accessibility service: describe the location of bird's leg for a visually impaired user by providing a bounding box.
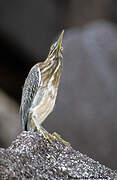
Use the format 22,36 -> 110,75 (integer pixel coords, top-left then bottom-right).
52,132 -> 70,146
40,125 -> 55,144
31,113 -> 69,145
31,115 -> 54,144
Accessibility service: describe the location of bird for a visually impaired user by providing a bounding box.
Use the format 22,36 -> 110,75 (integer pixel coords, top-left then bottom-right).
20,30 -> 65,144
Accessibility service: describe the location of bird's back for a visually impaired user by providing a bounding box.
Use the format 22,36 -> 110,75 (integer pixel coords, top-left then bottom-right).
20,65 -> 40,130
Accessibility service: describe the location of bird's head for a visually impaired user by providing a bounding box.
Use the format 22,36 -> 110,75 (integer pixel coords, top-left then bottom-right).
48,30 -> 64,60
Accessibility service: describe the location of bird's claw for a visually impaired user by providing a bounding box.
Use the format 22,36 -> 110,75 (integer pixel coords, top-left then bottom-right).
38,126 -> 69,146
39,126 -> 54,144
52,132 -> 70,146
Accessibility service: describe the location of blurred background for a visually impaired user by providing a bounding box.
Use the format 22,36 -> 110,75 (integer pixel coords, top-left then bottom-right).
0,0 -> 117,169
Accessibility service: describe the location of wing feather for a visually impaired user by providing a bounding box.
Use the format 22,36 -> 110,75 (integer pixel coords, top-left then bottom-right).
20,65 -> 41,130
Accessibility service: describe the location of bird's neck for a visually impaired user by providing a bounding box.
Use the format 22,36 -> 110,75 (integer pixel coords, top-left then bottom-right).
40,56 -> 62,88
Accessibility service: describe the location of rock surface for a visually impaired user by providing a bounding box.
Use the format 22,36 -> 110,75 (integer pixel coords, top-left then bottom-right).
0,131 -> 117,179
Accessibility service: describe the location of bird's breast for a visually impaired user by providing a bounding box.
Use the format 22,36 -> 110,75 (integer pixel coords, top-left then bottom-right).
31,83 -> 57,125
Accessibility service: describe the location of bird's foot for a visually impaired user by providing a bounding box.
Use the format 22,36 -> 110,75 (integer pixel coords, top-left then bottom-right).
31,115 -> 55,144
52,132 -> 70,146
36,124 -> 69,146
39,126 -> 55,144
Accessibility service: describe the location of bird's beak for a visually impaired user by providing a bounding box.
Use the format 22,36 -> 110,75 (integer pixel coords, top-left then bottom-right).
56,30 -> 64,51
54,30 -> 64,55
48,30 -> 64,59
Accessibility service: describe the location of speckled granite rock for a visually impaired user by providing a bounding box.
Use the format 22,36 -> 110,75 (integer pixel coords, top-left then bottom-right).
0,131 -> 116,179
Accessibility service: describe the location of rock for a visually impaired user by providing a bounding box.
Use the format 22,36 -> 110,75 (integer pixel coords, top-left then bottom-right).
0,131 -> 116,179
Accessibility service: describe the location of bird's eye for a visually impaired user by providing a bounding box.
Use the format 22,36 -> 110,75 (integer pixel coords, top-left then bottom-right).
50,45 -> 54,51
54,41 -> 57,48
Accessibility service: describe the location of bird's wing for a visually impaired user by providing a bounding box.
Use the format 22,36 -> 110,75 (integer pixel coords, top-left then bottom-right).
20,65 -> 41,130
